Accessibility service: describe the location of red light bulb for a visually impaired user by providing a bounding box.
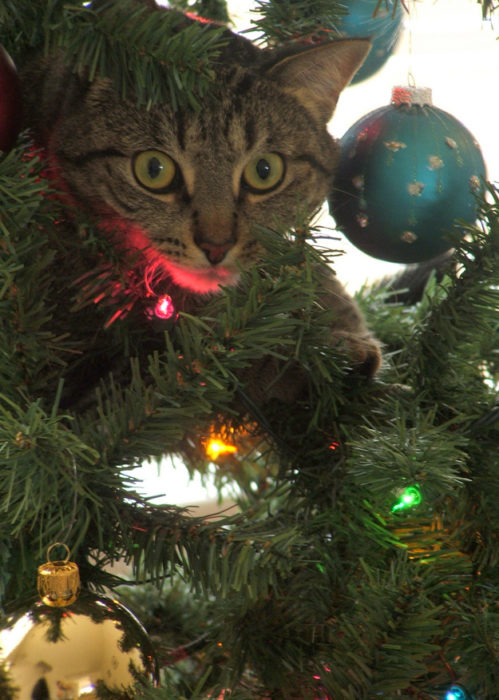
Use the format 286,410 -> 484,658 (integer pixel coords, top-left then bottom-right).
154,295 -> 175,320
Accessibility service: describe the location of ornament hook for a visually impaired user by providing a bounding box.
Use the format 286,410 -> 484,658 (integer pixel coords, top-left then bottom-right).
46,541 -> 71,563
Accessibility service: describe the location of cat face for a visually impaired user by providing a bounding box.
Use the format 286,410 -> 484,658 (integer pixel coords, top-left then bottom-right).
45,38 -> 370,294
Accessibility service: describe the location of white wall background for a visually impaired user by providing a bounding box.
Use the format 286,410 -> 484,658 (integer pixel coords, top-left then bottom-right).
135,0 -> 498,508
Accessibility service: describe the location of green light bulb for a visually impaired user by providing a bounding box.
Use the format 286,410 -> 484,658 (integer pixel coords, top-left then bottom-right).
392,485 -> 422,512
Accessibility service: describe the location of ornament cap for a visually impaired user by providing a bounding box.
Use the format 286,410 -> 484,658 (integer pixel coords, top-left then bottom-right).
37,542 -> 81,607
391,85 -> 433,107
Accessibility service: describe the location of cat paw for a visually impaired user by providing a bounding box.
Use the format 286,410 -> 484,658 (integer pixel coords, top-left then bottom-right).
331,331 -> 382,378
237,356 -> 307,404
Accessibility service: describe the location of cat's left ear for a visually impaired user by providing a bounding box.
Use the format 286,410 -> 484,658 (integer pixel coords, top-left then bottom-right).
264,39 -> 370,123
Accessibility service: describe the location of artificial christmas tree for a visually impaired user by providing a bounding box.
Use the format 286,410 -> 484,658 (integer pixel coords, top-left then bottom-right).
0,45 -> 22,153
0,1 -> 497,699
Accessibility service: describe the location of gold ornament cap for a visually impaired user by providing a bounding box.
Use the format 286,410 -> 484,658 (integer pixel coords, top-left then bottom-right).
37,542 -> 81,607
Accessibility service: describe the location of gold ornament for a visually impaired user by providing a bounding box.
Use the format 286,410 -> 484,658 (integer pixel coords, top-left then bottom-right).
37,542 -> 81,607
0,591 -> 159,699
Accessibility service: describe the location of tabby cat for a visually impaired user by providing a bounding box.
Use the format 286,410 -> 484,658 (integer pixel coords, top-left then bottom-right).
20,0 -> 382,399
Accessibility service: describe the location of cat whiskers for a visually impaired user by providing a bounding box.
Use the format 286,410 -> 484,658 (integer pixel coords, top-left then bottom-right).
143,257 -> 168,297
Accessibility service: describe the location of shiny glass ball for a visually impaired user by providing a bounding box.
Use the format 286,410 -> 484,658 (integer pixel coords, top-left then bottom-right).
330,90 -> 487,263
337,0 -> 404,84
0,591 -> 159,699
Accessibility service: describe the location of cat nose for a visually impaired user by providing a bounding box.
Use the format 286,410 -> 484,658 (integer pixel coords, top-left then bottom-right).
196,239 -> 235,265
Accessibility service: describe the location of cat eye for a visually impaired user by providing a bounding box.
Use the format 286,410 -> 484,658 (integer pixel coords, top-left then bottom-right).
242,153 -> 285,193
132,150 -> 178,193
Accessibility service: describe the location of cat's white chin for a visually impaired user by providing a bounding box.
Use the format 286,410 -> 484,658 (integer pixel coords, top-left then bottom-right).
164,261 -> 240,294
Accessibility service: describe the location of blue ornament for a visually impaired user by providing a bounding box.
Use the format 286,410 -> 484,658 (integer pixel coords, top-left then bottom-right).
337,0 -> 404,83
329,86 -> 487,263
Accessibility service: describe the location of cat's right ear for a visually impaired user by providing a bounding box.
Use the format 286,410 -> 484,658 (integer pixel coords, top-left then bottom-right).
263,39 -> 371,124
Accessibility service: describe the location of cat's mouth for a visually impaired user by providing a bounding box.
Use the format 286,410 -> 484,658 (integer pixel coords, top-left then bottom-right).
163,259 -> 240,294
107,220 -> 239,295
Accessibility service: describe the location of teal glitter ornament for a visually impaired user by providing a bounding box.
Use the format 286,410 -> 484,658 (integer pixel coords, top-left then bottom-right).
337,0 -> 404,83
330,86 -> 487,263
